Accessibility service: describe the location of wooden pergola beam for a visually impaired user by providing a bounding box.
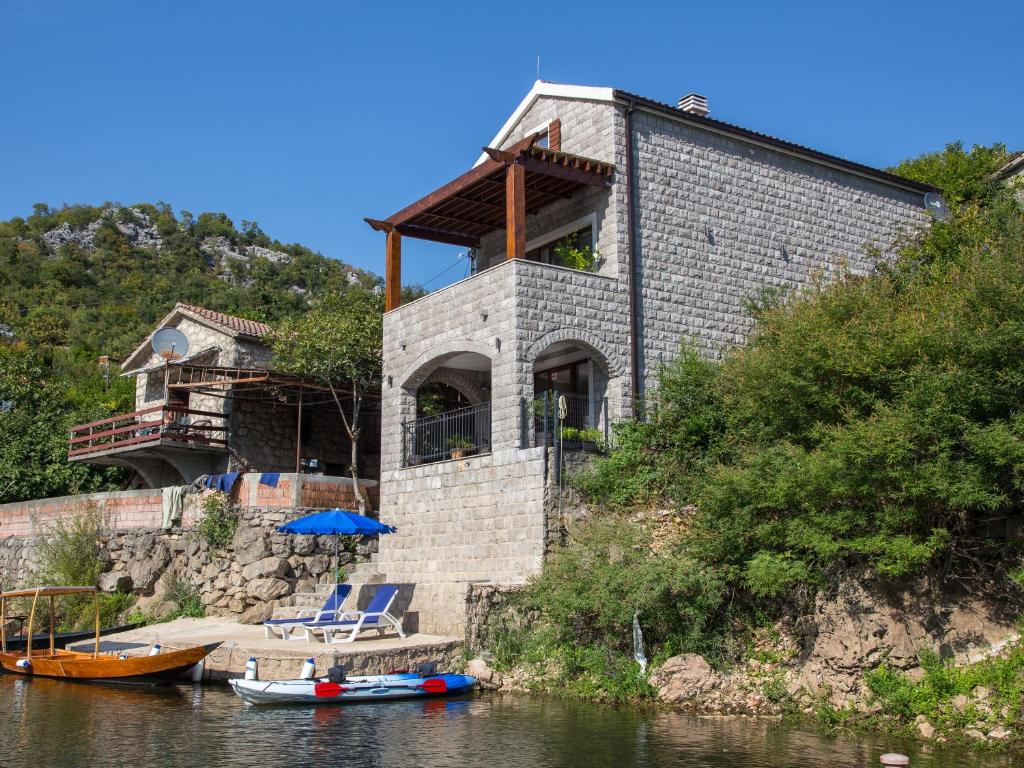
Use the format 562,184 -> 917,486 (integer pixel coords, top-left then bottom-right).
394,224 -> 480,248
385,229 -> 401,311
506,163 -> 526,260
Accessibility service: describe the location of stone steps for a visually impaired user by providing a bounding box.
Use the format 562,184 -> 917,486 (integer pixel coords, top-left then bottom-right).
287,556 -> 383,609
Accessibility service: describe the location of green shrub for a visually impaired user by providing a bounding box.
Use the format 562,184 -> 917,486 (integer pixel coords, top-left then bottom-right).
32,505 -> 105,588
160,570 -> 204,619
196,492 -> 238,549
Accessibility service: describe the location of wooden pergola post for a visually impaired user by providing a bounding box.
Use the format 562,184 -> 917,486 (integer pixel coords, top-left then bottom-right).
385,230 -> 402,311
506,162 -> 526,260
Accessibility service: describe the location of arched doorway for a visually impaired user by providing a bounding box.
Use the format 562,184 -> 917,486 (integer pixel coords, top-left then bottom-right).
400,350 -> 492,466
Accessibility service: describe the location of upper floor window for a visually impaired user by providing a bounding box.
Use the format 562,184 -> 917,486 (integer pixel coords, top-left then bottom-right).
526,226 -> 595,271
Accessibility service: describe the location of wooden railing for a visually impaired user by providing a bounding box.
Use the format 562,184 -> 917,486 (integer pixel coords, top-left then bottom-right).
68,406 -> 228,459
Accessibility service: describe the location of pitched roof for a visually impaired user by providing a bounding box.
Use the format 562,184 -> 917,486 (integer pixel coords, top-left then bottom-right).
994,152 -> 1024,181
176,304 -> 271,339
120,303 -> 270,371
481,81 -> 936,195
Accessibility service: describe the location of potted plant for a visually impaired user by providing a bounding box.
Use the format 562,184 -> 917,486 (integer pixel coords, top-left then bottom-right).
447,434 -> 475,459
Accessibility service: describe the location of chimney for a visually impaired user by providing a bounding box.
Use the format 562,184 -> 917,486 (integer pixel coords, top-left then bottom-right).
678,93 -> 708,117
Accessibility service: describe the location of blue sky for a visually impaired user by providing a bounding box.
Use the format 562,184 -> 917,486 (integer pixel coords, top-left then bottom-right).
1,0 -> 1020,289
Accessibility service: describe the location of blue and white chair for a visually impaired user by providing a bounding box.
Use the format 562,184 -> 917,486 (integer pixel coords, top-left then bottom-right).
303,584 -> 406,644
263,584 -> 352,640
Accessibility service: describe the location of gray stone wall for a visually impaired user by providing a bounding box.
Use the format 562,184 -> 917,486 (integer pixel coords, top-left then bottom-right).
0,508 -> 376,623
629,106 -> 929,385
228,400 -> 381,479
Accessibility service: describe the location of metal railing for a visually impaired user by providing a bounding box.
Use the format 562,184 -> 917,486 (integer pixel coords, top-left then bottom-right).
402,401 -> 491,467
68,406 -> 228,459
529,391 -> 609,451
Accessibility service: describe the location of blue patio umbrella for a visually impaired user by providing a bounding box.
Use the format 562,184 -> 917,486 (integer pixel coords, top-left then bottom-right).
277,509 -> 396,580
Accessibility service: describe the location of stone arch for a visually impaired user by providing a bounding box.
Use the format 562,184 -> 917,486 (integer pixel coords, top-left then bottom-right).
526,327 -> 629,425
420,367 -> 489,406
398,339 -> 495,392
525,327 -> 626,379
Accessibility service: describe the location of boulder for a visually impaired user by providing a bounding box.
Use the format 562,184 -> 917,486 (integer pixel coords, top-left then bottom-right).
246,578 -> 291,603
98,572 -> 133,593
242,556 -> 291,581
128,540 -> 170,593
292,535 -> 316,556
231,525 -> 270,566
915,715 -> 935,739
649,654 -> 717,705
988,725 -> 1011,740
239,602 -> 276,625
466,658 -> 501,690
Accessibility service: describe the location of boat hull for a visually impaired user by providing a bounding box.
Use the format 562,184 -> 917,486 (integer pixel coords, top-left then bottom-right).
230,673 -> 477,705
0,642 -> 221,685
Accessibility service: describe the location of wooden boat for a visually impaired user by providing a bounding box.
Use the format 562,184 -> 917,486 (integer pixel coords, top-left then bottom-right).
230,671 -> 477,705
0,586 -> 220,685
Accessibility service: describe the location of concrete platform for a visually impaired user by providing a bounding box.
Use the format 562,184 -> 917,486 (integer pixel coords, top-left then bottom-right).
68,617 -> 463,683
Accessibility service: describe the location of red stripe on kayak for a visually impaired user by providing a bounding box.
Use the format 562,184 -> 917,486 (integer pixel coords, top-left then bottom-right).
314,682 -> 347,697
419,678 -> 448,694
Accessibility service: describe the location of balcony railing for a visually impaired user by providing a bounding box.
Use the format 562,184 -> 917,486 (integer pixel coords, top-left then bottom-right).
402,401 -> 491,467
530,391 -> 609,451
68,406 -> 228,459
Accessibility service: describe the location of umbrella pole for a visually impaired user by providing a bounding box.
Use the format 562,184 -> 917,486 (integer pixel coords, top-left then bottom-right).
335,535 -> 339,583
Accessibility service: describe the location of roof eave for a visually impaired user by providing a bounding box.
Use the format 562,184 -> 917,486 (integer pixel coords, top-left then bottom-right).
612,90 -> 937,196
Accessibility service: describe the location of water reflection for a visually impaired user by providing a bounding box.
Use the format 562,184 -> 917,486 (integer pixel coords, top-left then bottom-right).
0,676 -> 1012,768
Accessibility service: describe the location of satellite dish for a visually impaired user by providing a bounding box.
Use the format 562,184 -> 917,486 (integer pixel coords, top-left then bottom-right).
924,192 -> 950,221
151,327 -> 190,360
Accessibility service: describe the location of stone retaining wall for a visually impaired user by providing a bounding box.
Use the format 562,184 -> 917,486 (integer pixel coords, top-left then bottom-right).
0,505 -> 377,623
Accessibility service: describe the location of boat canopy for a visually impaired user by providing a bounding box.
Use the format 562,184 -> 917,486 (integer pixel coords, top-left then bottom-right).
0,586 -> 97,599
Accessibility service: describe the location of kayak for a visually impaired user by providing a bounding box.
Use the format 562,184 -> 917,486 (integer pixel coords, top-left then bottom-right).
230,672 -> 477,705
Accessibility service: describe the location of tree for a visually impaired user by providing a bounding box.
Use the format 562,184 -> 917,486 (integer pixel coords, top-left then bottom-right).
268,290 -> 383,512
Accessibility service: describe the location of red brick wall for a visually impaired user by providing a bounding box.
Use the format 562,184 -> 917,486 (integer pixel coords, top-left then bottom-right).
299,476 -> 379,511
0,474 -> 380,538
0,490 -> 164,537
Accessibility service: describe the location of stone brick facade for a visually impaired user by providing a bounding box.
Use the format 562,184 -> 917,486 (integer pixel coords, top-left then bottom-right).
375,85 -> 932,634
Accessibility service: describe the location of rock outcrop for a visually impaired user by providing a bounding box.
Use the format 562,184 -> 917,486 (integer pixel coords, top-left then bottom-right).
645,569 -> 1022,717
796,571 -> 1021,705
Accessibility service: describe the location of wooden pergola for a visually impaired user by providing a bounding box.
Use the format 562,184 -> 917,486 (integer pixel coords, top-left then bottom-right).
166,364 -> 379,473
366,129 -> 615,311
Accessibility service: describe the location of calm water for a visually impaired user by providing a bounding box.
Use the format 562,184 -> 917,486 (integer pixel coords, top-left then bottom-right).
0,676 -> 1012,768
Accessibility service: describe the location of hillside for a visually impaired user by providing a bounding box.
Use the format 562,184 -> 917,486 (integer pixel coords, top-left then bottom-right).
0,202 -> 380,358
0,202 -> 383,504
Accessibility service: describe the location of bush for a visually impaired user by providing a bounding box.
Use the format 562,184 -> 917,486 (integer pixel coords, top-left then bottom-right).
578,163 -> 1024,589
160,570 -> 204,619
196,492 -> 238,549
26,505 -> 136,630
864,643 -> 1024,738
32,505 -> 105,588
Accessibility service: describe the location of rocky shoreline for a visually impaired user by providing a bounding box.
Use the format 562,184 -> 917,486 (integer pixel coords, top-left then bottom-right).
465,570 -> 1024,751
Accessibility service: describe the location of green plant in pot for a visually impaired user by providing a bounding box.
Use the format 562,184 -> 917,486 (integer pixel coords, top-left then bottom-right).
553,233 -> 597,272
447,434 -> 475,459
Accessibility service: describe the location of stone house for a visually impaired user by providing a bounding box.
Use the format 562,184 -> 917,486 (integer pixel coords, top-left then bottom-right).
994,151 -> 1024,205
363,81 -> 938,635
68,303 -> 380,488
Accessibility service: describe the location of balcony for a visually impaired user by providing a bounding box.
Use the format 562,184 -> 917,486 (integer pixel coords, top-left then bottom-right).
401,401 -> 492,467
68,406 -> 228,461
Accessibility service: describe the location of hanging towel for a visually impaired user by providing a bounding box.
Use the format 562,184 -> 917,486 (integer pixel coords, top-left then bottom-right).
161,485 -> 185,529
204,472 -> 241,493
259,472 -> 281,488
